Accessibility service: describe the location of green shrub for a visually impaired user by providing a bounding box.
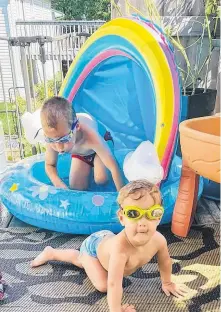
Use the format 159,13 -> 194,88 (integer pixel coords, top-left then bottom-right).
1,73 -> 62,160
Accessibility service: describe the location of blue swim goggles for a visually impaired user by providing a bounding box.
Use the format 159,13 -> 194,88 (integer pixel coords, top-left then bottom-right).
44,119 -> 79,144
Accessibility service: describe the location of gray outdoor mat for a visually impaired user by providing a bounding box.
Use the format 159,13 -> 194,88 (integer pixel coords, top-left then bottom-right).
0,224 -> 220,312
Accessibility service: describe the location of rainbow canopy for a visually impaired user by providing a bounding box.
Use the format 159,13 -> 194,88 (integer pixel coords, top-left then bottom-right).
59,16 -> 181,178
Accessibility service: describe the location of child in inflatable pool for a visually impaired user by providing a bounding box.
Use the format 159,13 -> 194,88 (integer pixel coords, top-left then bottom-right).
40,96 -> 124,191
31,180 -> 186,312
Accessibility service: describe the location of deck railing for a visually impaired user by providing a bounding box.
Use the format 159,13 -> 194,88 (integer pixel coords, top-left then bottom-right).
0,21 -> 104,162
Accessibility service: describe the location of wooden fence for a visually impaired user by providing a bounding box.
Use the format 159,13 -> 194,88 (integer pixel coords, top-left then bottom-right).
111,0 -> 220,96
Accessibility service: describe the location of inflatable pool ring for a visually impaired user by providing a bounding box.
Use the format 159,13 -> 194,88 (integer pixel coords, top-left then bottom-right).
0,151 -> 194,234
202,179 -> 220,201
0,16 -> 203,234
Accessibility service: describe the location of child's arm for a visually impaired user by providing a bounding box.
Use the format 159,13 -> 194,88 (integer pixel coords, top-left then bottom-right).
93,137 -> 124,191
45,145 -> 68,189
157,235 -> 186,297
107,253 -> 134,312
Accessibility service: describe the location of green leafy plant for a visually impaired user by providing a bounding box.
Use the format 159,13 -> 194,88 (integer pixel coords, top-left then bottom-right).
1,73 -> 62,161
111,0 -> 220,95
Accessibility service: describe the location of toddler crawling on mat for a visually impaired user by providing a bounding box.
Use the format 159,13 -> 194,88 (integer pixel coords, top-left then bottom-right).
31,180 -> 186,312
40,96 -> 124,191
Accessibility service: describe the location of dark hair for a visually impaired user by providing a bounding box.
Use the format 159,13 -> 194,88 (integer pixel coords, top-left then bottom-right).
41,96 -> 76,129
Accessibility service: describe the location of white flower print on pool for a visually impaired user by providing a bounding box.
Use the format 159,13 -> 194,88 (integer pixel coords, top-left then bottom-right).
29,185 -> 57,200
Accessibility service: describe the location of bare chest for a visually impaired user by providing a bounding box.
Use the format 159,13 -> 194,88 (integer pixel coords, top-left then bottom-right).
69,142 -> 95,156
124,251 -> 156,276
68,131 -> 95,156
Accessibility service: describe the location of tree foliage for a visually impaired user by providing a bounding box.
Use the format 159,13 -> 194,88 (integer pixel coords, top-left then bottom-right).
52,0 -> 111,21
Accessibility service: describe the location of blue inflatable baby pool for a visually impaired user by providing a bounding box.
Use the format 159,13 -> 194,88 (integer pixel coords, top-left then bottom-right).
0,17 -> 204,234
0,151 -> 190,234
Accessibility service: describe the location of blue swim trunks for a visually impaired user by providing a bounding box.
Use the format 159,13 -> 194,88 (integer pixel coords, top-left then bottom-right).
80,230 -> 114,258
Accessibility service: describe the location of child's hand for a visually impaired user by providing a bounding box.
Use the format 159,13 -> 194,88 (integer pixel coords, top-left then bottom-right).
162,282 -> 187,298
121,303 -> 136,311
55,182 -> 68,189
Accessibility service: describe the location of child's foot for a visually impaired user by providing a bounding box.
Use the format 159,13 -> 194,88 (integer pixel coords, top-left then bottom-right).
31,246 -> 54,267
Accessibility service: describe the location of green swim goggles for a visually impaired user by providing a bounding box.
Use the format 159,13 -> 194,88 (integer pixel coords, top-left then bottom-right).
122,205 -> 164,221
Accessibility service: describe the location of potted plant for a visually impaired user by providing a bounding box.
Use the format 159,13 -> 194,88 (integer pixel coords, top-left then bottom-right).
179,0 -> 219,120
167,0 -> 220,154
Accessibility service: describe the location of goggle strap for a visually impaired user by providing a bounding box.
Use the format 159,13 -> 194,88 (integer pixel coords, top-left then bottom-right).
71,119 -> 79,131
34,128 -> 42,139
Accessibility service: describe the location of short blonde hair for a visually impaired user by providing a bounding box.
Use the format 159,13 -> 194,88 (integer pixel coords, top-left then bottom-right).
117,180 -> 161,206
41,96 -> 76,129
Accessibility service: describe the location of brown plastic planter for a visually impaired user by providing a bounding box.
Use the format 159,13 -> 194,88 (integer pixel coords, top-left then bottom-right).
172,116 -> 220,237
180,116 -> 220,182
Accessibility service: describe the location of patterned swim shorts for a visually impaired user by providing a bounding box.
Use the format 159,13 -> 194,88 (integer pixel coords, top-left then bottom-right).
79,230 -> 114,258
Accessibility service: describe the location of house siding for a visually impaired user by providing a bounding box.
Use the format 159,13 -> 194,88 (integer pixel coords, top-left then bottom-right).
0,0 -> 53,102
0,2 -> 12,102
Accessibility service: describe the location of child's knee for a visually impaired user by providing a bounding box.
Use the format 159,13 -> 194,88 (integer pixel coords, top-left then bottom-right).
69,181 -> 81,190
94,281 -> 107,293
69,177 -> 89,191
95,175 -> 108,185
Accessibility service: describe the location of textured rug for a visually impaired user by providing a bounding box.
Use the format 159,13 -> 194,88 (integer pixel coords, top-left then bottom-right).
0,224 -> 220,312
